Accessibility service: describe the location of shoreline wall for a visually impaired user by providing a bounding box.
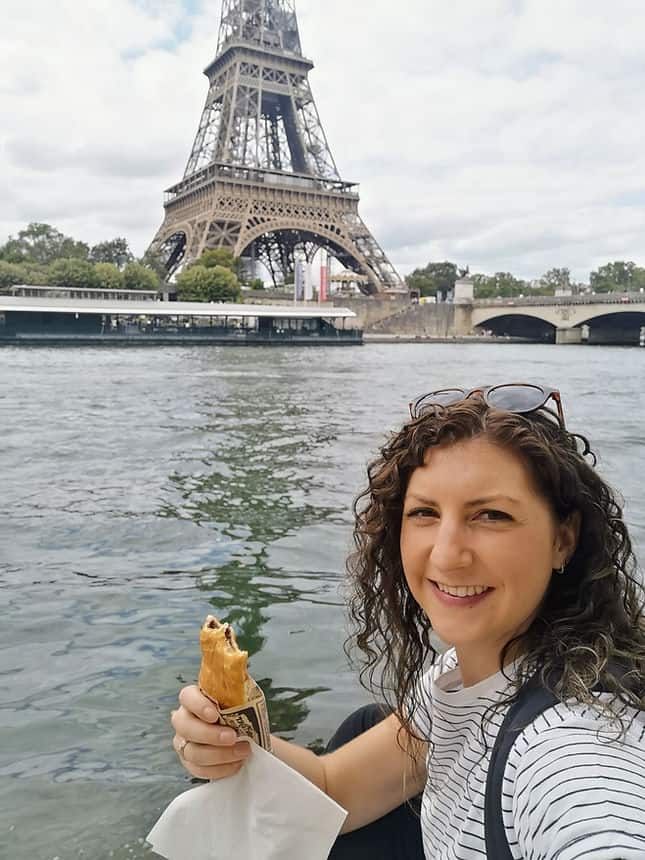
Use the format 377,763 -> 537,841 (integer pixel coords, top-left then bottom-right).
331,294 -> 411,329
362,301 -> 473,337
247,292 -> 473,337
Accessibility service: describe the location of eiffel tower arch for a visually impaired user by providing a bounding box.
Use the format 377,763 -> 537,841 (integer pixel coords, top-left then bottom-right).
148,0 -> 405,295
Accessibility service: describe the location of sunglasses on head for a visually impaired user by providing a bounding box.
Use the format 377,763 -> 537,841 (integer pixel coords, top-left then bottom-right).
409,383 -> 565,429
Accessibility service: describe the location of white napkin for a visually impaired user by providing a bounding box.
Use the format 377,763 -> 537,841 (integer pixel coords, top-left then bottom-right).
147,742 -> 348,860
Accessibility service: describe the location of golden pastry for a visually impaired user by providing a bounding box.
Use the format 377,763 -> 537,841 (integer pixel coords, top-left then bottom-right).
198,615 -> 249,709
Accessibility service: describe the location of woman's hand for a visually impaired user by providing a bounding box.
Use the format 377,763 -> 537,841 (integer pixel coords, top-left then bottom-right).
171,685 -> 252,781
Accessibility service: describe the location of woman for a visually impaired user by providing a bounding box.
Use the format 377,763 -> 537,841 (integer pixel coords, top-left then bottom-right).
172,383 -> 645,858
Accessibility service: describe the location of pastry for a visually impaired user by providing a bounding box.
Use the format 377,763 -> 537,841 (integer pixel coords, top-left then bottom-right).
198,615 -> 249,709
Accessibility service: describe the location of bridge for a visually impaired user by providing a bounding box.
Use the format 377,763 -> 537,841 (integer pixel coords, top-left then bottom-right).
470,293 -> 645,344
342,291 -> 645,345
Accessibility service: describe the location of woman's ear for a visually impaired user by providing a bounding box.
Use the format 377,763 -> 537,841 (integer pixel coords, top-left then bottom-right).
556,510 -> 582,565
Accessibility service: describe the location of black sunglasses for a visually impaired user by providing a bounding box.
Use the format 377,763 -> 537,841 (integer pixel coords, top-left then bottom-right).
409,383 -> 565,428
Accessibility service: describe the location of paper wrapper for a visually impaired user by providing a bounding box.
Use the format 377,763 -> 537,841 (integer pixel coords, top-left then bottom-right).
202,677 -> 272,753
147,741 -> 348,860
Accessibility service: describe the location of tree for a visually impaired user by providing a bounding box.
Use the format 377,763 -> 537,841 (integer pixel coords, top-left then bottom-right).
18,264 -> 49,286
94,262 -> 125,291
472,272 -> 526,299
139,249 -> 168,281
249,277 -> 265,291
48,258 -> 99,289
175,265 -> 241,303
194,248 -> 242,275
589,261 -> 645,293
472,274 -> 497,299
0,240 -> 24,263
539,268 -> 571,294
3,223 -> 89,265
123,262 -> 160,292
405,261 -> 459,298
90,238 -> 133,269
0,261 -> 24,288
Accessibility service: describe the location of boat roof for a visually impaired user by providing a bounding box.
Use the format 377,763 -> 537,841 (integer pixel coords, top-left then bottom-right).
9,285 -> 160,297
0,295 -> 356,320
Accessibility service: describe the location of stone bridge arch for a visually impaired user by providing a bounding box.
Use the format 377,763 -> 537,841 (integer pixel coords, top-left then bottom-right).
472,302 -> 645,345
473,311 -> 556,341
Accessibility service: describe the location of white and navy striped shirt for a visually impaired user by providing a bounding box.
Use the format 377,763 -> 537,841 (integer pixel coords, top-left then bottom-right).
411,648 -> 645,859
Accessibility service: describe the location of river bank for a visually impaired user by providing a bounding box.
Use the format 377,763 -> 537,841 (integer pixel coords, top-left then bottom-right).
364,333 -> 536,344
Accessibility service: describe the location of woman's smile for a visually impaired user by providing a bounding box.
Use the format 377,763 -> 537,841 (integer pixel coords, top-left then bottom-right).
400,436 -> 578,683
428,579 -> 494,608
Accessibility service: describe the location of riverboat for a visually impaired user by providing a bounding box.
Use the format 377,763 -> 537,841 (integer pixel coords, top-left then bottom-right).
0,293 -> 362,347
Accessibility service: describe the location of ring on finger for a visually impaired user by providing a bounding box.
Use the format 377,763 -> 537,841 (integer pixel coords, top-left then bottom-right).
178,738 -> 190,760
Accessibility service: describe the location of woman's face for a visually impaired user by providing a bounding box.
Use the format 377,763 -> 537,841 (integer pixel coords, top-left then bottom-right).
400,436 -> 578,684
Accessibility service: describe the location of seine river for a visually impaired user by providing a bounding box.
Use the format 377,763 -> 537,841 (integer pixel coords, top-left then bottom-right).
1,342 -> 643,859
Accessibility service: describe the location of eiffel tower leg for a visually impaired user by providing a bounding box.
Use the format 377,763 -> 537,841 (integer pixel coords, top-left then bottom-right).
147,224 -> 190,279
148,192 -> 251,278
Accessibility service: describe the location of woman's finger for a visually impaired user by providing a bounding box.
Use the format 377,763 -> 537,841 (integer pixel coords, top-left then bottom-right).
172,735 -> 249,781
179,685 -> 221,724
171,705 -> 237,746
173,735 -> 251,767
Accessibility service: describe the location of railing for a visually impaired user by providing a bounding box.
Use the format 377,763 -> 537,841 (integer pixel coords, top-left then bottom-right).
165,161 -> 358,203
474,292 -> 645,308
7,285 -> 162,302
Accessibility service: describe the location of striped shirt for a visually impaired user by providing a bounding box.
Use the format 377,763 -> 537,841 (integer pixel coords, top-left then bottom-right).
411,648 -> 645,859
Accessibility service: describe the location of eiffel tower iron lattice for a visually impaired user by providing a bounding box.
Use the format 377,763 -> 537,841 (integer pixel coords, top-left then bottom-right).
148,0 -> 405,295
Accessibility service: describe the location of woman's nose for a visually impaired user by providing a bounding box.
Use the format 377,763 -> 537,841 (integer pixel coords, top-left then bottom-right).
430,520 -> 473,571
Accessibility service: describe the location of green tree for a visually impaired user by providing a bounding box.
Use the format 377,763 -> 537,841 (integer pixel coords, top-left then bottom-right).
539,267 -> 571,294
19,263 -> 49,285
90,238 -> 133,269
0,241 -> 24,263
140,249 -> 168,281
47,258 -> 98,288
94,262 -> 125,291
194,248 -> 242,275
175,265 -> 241,303
249,277 -> 265,291
0,261 -> 25,288
122,262 -> 160,291
405,261 -> 459,297
590,261 -> 645,293
472,272 -> 526,299
3,223 -> 89,265
472,273 -> 497,299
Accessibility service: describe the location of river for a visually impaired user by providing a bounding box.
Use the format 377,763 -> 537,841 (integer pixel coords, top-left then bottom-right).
1,342 -> 643,859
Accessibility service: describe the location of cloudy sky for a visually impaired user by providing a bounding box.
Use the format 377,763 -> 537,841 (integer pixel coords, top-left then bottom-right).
1,0 -> 644,281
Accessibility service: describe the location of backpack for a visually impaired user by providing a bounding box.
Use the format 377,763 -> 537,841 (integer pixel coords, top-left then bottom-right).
484,678 -> 559,858
484,671 -> 619,858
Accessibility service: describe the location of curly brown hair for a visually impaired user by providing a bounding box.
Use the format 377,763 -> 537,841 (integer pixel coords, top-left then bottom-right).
344,396 -> 645,749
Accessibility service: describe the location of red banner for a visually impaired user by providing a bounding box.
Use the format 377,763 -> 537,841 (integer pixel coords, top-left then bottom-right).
320,262 -> 329,302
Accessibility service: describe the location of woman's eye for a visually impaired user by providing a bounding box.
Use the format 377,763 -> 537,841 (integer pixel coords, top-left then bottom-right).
405,508 -> 511,521
407,508 -> 437,518
479,509 -> 511,521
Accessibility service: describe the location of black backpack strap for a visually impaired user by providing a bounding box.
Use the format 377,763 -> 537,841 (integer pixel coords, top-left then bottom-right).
484,680 -> 559,859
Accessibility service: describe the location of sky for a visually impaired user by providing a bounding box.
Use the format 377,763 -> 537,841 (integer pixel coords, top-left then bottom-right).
1,0 -> 644,282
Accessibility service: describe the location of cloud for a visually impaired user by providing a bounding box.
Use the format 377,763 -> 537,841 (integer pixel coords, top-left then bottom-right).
1,0 -> 645,281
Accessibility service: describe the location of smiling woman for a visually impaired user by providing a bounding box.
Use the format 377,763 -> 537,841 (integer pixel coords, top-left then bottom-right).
171,383 -> 645,860
337,386 -> 645,858
399,436 -> 580,687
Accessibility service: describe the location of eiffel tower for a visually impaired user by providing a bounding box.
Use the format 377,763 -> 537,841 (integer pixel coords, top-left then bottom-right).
148,0 -> 404,295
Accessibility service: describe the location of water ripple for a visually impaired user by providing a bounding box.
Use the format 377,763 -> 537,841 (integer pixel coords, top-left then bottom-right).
1,343 -> 643,858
